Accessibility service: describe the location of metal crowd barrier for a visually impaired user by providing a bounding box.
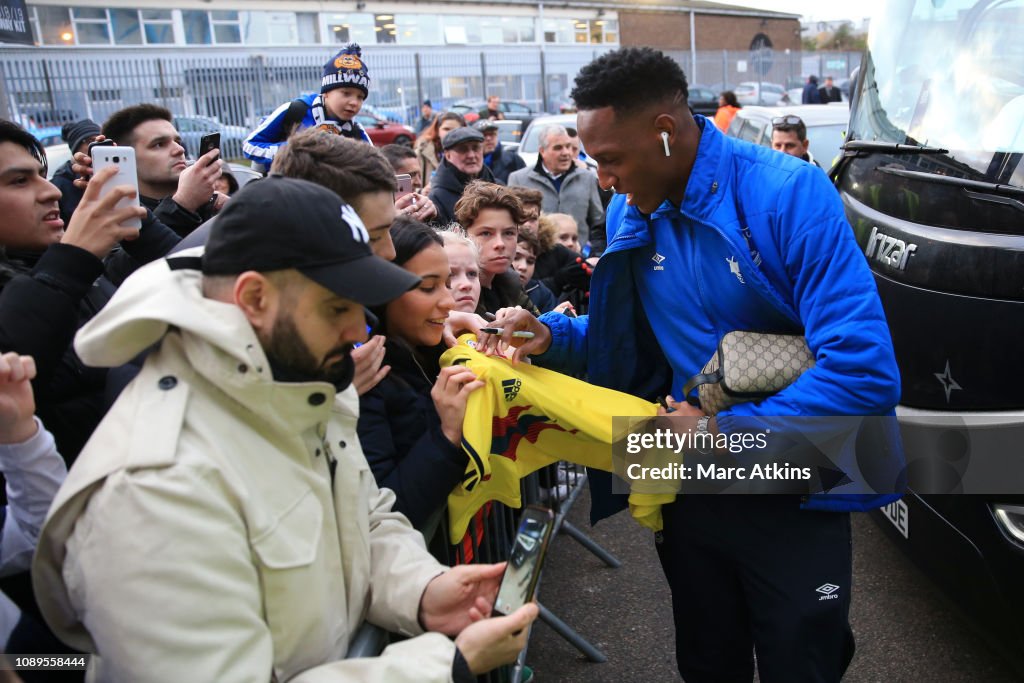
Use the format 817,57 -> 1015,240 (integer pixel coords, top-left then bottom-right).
345,460 -> 621,681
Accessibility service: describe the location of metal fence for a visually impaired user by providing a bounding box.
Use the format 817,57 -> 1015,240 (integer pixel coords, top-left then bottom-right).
346,460 -> 618,682
0,44 -> 861,159
0,44 -> 611,159
668,49 -> 863,93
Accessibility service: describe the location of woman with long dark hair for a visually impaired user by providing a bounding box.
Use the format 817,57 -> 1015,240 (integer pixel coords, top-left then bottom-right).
357,216 -> 484,531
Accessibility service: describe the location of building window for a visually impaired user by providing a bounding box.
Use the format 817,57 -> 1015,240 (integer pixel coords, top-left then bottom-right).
141,10 -> 174,44
374,13 -> 396,44
543,18 -> 574,44
33,5 -> 73,45
443,16 -> 481,44
297,12 -> 319,43
210,10 -> 241,44
395,14 -> 441,44
182,10 -> 211,44
601,19 -> 618,44
71,7 -> 110,44
110,9 -> 142,45
324,13 -> 374,45
265,12 -> 298,44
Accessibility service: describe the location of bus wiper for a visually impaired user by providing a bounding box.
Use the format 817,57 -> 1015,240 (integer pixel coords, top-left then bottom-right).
841,139 -> 949,156
876,165 -> 1024,212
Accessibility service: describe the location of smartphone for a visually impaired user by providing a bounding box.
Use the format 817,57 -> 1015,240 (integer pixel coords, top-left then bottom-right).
87,139 -> 114,156
199,132 -> 221,158
493,505 -> 554,616
90,146 -> 143,230
395,173 -> 413,200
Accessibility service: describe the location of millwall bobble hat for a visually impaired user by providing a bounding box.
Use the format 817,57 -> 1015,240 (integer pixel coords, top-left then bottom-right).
322,43 -> 371,97
202,176 -> 419,306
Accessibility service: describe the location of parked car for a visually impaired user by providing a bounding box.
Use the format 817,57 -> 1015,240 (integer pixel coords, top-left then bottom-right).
174,116 -> 249,161
492,119 -> 523,147
450,99 -> 541,130
725,103 -> 850,168
734,81 -> 789,106
517,114 -> 596,170
44,143 -> 73,179
226,162 -> 262,189
29,126 -> 64,148
354,112 -> 415,146
688,85 -> 720,117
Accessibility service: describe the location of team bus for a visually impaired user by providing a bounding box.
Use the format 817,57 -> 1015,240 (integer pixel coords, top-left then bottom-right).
832,0 -> 1024,671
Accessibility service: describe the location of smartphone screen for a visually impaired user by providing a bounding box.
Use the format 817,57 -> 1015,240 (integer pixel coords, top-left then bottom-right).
395,173 -> 413,200
199,132 -> 221,158
493,505 -> 554,616
90,146 -> 142,230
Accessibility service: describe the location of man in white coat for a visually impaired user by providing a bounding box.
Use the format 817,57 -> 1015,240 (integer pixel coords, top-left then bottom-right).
32,176 -> 536,682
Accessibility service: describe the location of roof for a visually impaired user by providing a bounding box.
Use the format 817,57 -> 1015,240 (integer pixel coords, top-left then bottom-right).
302,0 -> 800,20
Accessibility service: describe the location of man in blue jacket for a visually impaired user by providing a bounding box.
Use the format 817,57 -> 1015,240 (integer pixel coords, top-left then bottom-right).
480,47 -> 902,682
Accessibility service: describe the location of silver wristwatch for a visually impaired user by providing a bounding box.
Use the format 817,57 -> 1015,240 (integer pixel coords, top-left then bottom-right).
696,415 -> 711,435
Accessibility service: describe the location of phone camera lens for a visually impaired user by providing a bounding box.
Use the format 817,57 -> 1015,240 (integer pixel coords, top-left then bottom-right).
112,156 -> 120,163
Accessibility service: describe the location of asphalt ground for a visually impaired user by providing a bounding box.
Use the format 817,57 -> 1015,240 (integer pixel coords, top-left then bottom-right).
528,487 -> 1020,682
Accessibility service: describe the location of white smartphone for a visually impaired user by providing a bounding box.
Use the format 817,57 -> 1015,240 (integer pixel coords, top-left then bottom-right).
90,145 -> 143,230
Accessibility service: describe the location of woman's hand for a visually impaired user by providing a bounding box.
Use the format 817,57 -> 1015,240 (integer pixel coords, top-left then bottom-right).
431,366 -> 485,444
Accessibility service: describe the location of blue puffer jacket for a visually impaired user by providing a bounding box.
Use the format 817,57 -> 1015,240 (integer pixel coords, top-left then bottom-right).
536,116 -> 904,520
243,93 -> 371,165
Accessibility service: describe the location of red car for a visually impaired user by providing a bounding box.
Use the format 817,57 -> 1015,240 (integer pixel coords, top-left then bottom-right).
355,112 -> 416,146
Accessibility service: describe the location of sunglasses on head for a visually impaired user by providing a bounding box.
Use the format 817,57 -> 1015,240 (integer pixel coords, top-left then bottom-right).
772,115 -> 804,127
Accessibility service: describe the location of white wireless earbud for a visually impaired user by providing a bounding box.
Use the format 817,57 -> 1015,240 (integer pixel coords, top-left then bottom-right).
661,131 -> 671,157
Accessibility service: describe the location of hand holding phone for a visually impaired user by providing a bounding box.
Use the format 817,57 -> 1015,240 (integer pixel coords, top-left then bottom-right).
493,505 -> 554,616
199,132 -> 221,159
61,164 -> 146,258
395,173 -> 413,200
89,146 -> 143,230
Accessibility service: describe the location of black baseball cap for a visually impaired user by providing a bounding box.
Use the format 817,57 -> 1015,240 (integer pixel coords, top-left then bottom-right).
202,176 -> 419,306
474,119 -> 499,133
442,126 -> 484,151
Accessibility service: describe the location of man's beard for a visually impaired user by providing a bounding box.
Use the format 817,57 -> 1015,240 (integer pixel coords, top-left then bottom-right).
261,313 -> 355,390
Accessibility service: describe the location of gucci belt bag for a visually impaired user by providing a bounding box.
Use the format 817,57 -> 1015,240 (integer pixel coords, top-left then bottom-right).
683,331 -> 815,416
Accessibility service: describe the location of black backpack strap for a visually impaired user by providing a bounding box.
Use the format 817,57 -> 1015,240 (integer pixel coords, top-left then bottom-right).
282,98 -> 310,138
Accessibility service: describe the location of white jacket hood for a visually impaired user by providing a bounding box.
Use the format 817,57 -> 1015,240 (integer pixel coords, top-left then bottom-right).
75,249 -> 265,374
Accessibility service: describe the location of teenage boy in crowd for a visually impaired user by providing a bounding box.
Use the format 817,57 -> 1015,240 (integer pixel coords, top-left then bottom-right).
244,43 -> 372,171
514,230 -> 558,313
33,176 -> 537,682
